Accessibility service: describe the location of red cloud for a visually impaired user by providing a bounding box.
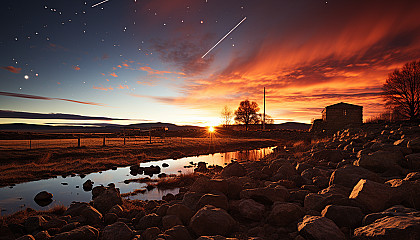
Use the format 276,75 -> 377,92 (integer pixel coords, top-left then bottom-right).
73,66 -> 81,71
110,73 -> 118,77
1,66 -> 21,73
117,85 -> 129,89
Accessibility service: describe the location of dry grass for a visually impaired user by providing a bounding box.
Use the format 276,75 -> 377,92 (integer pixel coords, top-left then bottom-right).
121,189 -> 147,197
155,173 -> 198,189
0,137 -> 277,186
0,205 -> 67,226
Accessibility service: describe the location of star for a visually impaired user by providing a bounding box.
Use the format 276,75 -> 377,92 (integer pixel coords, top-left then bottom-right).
24,75 -> 29,80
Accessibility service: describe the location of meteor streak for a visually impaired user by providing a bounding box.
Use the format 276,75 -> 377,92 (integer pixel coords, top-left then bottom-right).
201,17 -> 247,58
92,0 -> 110,8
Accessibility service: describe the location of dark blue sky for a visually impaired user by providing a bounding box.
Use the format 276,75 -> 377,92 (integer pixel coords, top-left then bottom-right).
1,0 -> 420,125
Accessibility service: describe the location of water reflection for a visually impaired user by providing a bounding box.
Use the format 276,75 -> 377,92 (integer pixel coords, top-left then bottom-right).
0,147 -> 274,215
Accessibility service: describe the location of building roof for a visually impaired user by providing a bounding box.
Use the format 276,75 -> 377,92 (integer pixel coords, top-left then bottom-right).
325,102 -> 362,109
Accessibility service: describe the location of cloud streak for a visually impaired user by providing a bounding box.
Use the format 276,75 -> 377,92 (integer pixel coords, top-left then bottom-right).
1,66 -> 21,73
0,91 -> 107,107
0,110 -> 128,121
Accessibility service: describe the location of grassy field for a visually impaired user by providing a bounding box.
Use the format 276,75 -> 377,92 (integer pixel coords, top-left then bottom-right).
0,136 -> 278,187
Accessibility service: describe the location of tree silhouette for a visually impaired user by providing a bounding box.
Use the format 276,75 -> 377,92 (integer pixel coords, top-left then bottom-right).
383,60 -> 420,120
221,105 -> 233,127
234,100 -> 260,131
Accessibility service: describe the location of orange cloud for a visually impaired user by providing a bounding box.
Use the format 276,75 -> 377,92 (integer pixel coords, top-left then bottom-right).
110,72 -> 118,77
93,85 -> 114,91
1,66 -> 21,73
73,66 -> 81,71
117,85 -> 129,89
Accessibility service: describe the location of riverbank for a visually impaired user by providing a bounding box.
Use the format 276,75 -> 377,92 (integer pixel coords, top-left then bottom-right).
0,137 -> 278,187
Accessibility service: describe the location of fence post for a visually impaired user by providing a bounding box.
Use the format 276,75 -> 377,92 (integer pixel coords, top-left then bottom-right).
149,128 -> 152,144
78,136 -> 81,148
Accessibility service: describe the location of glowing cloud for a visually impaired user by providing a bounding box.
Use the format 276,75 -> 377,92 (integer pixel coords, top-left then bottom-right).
1,66 -> 21,73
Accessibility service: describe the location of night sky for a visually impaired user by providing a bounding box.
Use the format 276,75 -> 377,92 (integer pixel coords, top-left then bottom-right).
1,0 -> 420,126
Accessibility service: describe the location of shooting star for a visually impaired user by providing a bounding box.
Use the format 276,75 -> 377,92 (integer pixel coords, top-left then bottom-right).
92,0 -> 110,8
202,17 -> 247,58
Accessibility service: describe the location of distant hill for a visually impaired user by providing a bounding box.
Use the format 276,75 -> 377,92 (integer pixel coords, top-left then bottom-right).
0,122 -> 202,132
273,122 -> 311,130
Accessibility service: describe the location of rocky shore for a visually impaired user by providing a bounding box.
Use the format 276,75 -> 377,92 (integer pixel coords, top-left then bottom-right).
1,122 -> 420,240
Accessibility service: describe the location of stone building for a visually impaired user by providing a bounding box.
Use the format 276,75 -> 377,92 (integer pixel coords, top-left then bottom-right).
310,102 -> 363,132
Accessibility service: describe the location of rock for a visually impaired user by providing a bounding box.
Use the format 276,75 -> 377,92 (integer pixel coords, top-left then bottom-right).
16,235 -> 35,240
195,162 -> 208,172
53,225 -> 99,240
329,165 -> 383,188
190,177 -> 229,195
297,215 -> 345,240
197,193 -> 228,210
321,205 -> 364,228
221,162 -> 246,177
311,149 -> 344,163
349,179 -> 399,212
408,137 -> 420,153
354,150 -> 403,173
272,162 -> 298,181
83,180 -> 93,191
92,186 -> 106,199
240,186 -> 289,204
142,227 -> 162,240
196,236 -> 238,240
162,163 -> 169,167
34,230 -> 51,240
136,213 -> 161,230
108,204 -> 124,217
182,192 -> 203,210
404,171 -> 420,181
24,216 -> 47,233
406,153 -> 420,170
362,205 -> 419,225
102,222 -> 133,240
92,186 -> 123,214
238,199 -> 265,221
166,204 -> 193,225
80,204 -> 103,225
354,215 -> 420,240
190,205 -> 236,236
162,215 -> 183,230
34,191 -> 53,201
64,202 -> 91,216
164,225 -> 193,240
104,213 -> 119,225
268,202 -> 304,226
44,218 -> 67,229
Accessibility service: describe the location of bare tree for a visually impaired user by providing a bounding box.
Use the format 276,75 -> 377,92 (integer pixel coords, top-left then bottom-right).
221,105 -> 233,127
234,100 -> 260,131
383,60 -> 420,120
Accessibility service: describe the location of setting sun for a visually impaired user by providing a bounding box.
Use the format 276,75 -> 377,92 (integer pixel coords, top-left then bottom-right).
208,126 -> 215,133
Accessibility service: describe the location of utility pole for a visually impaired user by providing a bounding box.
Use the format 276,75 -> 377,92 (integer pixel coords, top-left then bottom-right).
263,87 -> 266,130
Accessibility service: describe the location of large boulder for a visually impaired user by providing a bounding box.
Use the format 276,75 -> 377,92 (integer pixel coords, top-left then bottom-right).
354,215 -> 420,240
197,193 -> 228,210
220,162 -> 246,177
80,204 -> 103,225
102,222 -> 133,240
329,165 -> 383,188
136,213 -> 161,230
162,215 -> 183,230
141,227 -> 161,240
164,225 -> 193,240
349,179 -> 399,212
34,191 -> 53,202
321,205 -> 364,228
190,177 -> 228,195
166,204 -> 193,225
362,205 -> 419,225
298,215 -> 346,240
238,199 -> 265,221
268,202 -> 305,226
92,186 -> 123,214
354,150 -> 403,173
240,186 -> 289,204
53,225 -> 99,240
83,180 -> 93,191
189,205 -> 236,237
